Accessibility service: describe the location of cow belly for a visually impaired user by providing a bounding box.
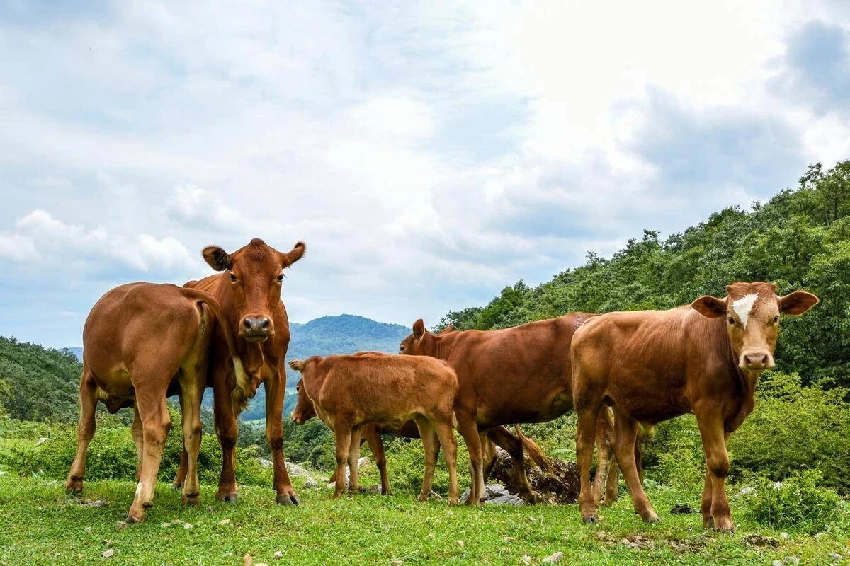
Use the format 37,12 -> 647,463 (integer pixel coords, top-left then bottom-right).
479,390 -> 572,425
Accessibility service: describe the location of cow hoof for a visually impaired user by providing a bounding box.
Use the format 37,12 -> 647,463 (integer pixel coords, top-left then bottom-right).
217,493 -> 238,504
66,487 -> 83,497
276,494 -> 299,506
448,497 -> 459,506
417,494 -> 430,502
582,515 -> 599,524
171,483 -> 183,491
641,513 -> 660,524
183,493 -> 200,506
125,515 -> 140,525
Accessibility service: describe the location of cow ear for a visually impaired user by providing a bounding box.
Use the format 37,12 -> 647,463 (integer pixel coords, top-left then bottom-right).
413,319 -> 425,339
779,290 -> 819,315
289,359 -> 305,372
440,324 -> 454,334
203,246 -> 231,271
691,295 -> 727,318
280,241 -> 306,268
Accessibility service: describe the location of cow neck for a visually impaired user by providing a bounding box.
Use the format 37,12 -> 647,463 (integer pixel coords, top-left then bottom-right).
712,315 -> 758,432
432,331 -> 459,361
300,363 -> 325,404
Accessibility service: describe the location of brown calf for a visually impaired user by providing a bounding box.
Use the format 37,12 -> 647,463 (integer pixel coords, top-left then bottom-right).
66,283 -> 245,522
572,282 -> 819,531
173,239 -> 305,506
289,354 -> 477,503
399,314 -> 615,504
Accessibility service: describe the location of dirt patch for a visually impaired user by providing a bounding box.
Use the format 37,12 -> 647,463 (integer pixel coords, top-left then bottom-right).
488,448 -> 580,504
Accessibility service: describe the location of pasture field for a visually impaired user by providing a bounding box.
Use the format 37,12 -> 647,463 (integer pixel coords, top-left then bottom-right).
1,473 -> 849,566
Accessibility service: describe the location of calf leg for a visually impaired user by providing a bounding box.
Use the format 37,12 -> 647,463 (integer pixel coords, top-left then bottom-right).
363,426 -> 391,495
592,407 -> 615,505
414,417 -> 438,502
212,372 -> 239,503
332,422 -> 353,499
348,427 -> 362,492
487,426 -> 536,503
613,410 -> 658,523
265,373 -> 298,505
128,394 -> 171,523
433,420 -> 459,505
696,414 -> 734,532
66,372 -> 98,494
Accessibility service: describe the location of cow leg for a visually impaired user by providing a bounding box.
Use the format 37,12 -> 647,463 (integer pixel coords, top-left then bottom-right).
332,422 -> 353,499
487,426 -> 536,503
177,378 -> 204,506
613,411 -> 658,523
128,394 -> 171,523
576,406 -> 601,523
212,373 -> 239,503
455,411 -> 483,505
364,426 -> 391,495
131,406 -> 143,481
592,407 -> 615,505
696,414 -> 734,532
701,468 -> 714,529
265,374 -> 298,506
65,372 -> 98,494
433,420 -> 460,505
348,426 -> 362,493
414,416 -> 438,502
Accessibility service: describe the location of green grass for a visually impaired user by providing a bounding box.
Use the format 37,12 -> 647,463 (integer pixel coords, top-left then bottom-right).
1,474 -> 849,566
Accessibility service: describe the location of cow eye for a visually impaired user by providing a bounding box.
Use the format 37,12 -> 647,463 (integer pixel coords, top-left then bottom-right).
229,272 -> 238,282
727,317 -> 736,325
276,273 -> 284,282
772,315 -> 779,324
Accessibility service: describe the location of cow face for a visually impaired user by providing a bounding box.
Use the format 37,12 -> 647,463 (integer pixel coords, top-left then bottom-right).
203,239 -> 305,343
290,379 -> 316,424
691,282 -> 819,372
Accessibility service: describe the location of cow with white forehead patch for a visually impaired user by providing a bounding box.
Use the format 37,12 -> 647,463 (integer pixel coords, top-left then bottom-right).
571,282 -> 819,532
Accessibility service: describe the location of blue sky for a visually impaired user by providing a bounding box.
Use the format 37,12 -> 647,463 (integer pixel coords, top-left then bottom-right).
1,0 -> 850,348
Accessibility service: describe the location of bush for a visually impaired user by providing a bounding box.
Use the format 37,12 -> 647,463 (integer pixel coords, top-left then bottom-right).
642,414 -> 705,493
729,371 -> 850,494
741,470 -> 841,534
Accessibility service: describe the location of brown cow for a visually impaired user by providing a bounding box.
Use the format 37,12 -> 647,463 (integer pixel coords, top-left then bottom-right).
399,314 -> 615,504
65,283 -> 246,522
173,238 -> 305,505
289,354 -> 478,503
571,282 -> 819,531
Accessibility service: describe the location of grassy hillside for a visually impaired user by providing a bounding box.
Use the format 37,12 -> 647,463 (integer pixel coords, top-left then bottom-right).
441,160 -> 850,387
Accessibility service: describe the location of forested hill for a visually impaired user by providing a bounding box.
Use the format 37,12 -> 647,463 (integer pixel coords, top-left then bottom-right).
441,161 -> 850,386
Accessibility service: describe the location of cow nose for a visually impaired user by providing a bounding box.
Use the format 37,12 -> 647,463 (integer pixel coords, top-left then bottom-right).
743,352 -> 771,369
242,316 -> 272,340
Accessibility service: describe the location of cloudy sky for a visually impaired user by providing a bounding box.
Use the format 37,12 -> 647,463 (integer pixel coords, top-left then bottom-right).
2,1 -> 850,348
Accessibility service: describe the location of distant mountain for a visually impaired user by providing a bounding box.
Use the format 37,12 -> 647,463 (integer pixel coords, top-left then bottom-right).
61,315 -> 411,420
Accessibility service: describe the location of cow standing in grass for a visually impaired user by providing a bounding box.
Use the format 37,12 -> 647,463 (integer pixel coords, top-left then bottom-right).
571,282 -> 819,531
289,353 -> 478,503
66,283 -> 246,522
399,314 -> 617,504
172,239 -> 305,506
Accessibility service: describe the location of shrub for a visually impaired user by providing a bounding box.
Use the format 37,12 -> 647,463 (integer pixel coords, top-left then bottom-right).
729,371 -> 850,494
741,470 -> 841,534
642,414 -> 705,493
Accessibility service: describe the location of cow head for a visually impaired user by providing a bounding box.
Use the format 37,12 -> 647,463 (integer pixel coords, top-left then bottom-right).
399,319 -> 448,356
290,378 -> 316,424
203,239 -> 305,343
691,282 -> 819,372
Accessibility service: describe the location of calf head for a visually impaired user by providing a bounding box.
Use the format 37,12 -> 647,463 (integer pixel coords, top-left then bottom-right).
290,378 -> 316,424
691,282 -> 819,372
203,239 -> 305,343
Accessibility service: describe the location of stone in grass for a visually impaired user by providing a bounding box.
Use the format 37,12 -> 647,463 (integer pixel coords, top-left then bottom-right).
542,551 -> 564,563
273,551 -> 283,560
102,548 -> 114,559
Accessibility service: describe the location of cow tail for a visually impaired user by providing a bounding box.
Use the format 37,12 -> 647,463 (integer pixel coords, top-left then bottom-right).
514,425 -> 554,473
181,288 -> 249,395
